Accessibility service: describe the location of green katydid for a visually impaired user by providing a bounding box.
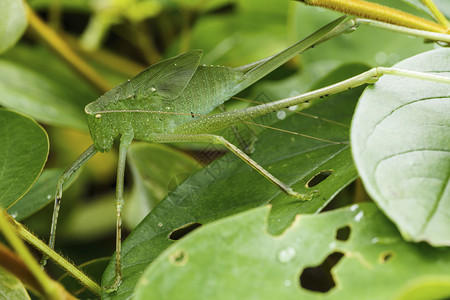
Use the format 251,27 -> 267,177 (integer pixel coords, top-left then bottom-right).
44,14 -> 450,291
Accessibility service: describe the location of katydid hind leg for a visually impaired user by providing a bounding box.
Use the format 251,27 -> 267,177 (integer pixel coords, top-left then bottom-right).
218,104 -> 257,154
41,145 -> 98,268
233,16 -> 355,93
152,133 -> 316,201
105,133 -> 133,292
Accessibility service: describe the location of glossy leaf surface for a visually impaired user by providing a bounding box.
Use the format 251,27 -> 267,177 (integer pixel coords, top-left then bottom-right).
0,109 -> 48,208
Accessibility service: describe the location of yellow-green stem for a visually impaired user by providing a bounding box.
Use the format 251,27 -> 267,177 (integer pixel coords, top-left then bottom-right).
0,211 -> 61,300
14,216 -> 102,295
421,0 -> 450,28
300,0 -> 448,33
25,4 -> 112,93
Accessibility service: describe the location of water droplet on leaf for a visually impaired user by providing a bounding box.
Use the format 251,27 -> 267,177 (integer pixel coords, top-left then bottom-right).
277,247 -> 296,263
277,111 -> 286,120
354,211 -> 364,222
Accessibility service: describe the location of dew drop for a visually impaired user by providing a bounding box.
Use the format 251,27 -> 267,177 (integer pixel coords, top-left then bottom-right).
328,242 -> 336,249
350,204 -> 359,212
151,87 -> 156,92
288,105 -> 298,111
375,52 -> 387,64
371,237 -> 379,244
10,212 -> 17,219
95,114 -> 102,119
277,247 -> 296,263
47,194 -> 52,200
158,222 -> 163,227
277,110 -> 286,120
174,63 -> 177,66
354,211 -> 364,222
284,280 -> 292,287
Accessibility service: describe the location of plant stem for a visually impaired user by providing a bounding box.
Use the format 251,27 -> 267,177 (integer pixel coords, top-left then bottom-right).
0,211 -> 67,299
299,0 -> 448,33
25,4 -> 112,93
421,0 -> 450,28
63,33 -> 145,77
10,214 -> 102,295
355,18 -> 450,43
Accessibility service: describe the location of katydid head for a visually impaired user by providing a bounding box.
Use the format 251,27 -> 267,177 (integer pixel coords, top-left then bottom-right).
84,109 -> 116,152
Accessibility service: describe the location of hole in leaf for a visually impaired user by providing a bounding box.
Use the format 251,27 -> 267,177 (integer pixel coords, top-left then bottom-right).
300,251 -> 344,293
169,250 -> 188,266
335,225 -> 351,241
379,251 -> 395,264
169,222 -> 202,240
306,170 -> 333,188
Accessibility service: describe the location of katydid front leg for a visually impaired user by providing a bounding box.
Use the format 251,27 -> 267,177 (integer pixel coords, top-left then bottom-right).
41,145 -> 98,268
106,132 -> 133,292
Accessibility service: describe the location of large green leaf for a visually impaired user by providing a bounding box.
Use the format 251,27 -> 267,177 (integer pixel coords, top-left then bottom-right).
0,0 -> 27,54
0,109 -> 49,209
7,168 -> 79,221
351,48 -> 450,245
0,267 -> 30,300
125,143 -> 201,229
100,64 -> 366,298
0,60 -> 88,131
134,203 -> 450,299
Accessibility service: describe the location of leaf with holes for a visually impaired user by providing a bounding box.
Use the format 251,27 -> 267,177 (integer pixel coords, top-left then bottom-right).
101,64 -> 365,299
0,109 -> 49,209
134,203 -> 450,299
351,48 -> 450,245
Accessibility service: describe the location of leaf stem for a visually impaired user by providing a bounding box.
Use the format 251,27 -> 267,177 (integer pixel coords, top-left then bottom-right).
355,18 -> 450,43
25,4 -> 112,93
0,211 -> 67,299
421,0 -> 450,28
8,213 -> 102,295
299,0 -> 448,33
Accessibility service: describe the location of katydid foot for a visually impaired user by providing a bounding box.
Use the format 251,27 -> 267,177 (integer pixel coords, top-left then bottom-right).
286,188 -> 320,201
